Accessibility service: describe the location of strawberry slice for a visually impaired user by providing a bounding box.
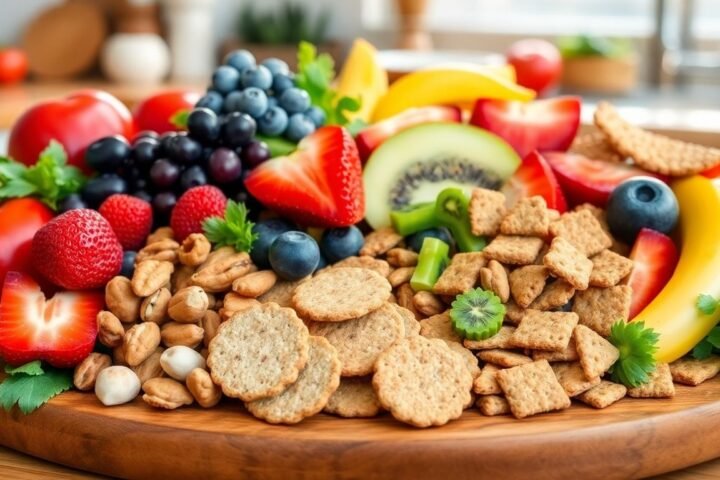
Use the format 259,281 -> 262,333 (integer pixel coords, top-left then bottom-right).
244,126 -> 364,227
627,228 -> 678,319
503,150 -> 567,212
0,272 -> 103,367
469,96 -> 581,158
356,106 -> 461,161
544,152 -> 669,207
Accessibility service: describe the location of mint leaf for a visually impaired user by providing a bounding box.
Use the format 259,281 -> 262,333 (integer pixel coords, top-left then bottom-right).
693,338 -> 715,359
608,320 -> 659,388
0,368 -> 73,414
170,109 -> 190,130
5,360 -> 44,376
203,200 -> 259,253
696,294 -> 719,315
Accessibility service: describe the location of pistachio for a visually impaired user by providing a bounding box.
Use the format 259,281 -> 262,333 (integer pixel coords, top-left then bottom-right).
74,353 -> 112,391
142,377 -> 194,410
95,366 -> 141,406
168,286 -> 209,323
140,288 -> 172,324
186,368 -> 222,408
105,276 -> 141,323
123,322 -> 161,367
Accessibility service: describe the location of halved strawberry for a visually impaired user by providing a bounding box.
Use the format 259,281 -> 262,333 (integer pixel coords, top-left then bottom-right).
627,228 -> 678,319
244,126 -> 364,227
0,272 -> 103,367
469,96 -> 581,158
544,152 -> 669,207
356,106 -> 461,161
503,150 -> 567,212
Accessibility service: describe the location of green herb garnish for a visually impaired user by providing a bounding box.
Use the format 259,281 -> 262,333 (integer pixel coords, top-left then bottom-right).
608,320 -> 659,388
692,326 -> 720,360
696,293 -> 719,315
170,109 -> 191,130
203,200 -> 259,253
0,362 -> 73,414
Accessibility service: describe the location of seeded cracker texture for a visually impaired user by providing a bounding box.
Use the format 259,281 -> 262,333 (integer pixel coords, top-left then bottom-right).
257,278 -> 309,308
389,303 -> 421,337
670,356 -> 720,386
464,326 -> 516,350
246,336 -> 342,424
419,311 -> 463,344
293,268 -> 392,322
572,285 -> 632,337
477,349 -> 533,368
469,188 -> 507,236
551,362 -> 601,397
543,237 -> 593,290
589,249 -> 634,287
496,360 -> 571,419
549,209 -> 613,257
500,196 -> 550,237
627,363 -> 675,398
373,336 -> 473,427
528,280 -> 576,311
510,310 -> 579,352
476,395 -> 511,416
483,235 -> 545,265
532,337 -> 580,362
509,265 -> 548,308
309,303 -> 405,376
207,303 -> 310,402
324,376 -> 382,418
573,324 -> 619,379
473,363 -> 503,395
577,380 -> 627,409
432,252 -> 486,296
359,227 -> 403,257
333,256 -> 392,278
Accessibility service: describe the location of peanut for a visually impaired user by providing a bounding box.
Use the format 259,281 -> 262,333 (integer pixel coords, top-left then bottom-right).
161,322 -> 204,348
480,259 -> 510,303
132,349 -> 165,384
412,291 -> 444,317
388,267 -> 415,288
186,368 -> 222,408
142,378 -> 194,410
178,233 -> 211,266
231,270 -> 277,298
97,311 -> 125,348
105,276 -> 141,323
397,283 -> 421,319
168,286 -> 209,323
123,322 -> 161,367
73,353 -> 112,391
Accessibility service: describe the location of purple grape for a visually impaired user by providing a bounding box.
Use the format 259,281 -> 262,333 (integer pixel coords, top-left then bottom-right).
242,141 -> 271,169
152,191 -> 177,216
150,159 -> 180,188
208,148 -> 242,184
180,165 -> 208,190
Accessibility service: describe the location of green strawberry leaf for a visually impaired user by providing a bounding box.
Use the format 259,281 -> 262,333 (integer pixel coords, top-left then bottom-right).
203,200 -> 259,253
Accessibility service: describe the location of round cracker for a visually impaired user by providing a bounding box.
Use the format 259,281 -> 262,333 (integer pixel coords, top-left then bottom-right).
207,303 -> 309,402
257,278 -> 309,308
309,303 -> 404,376
390,303 -> 420,337
324,376 -> 382,418
292,268 -> 391,322
373,336 -> 473,428
246,336 -> 341,424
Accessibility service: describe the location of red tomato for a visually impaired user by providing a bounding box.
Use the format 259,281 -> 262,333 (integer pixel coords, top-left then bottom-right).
506,39 -> 562,96
0,198 -> 54,289
8,90 -> 134,174
133,89 -> 201,134
0,48 -> 28,84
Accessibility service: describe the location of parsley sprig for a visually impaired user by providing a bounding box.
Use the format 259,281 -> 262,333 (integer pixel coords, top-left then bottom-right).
203,200 -> 258,253
608,320 -> 659,388
692,294 -> 720,359
0,361 -> 73,414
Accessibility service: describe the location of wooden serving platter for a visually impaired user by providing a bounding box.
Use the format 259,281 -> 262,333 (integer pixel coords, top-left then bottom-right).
1,380 -> 720,479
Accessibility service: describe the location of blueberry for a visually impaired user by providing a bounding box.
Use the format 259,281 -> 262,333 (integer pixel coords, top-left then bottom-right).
250,218 -> 296,269
131,138 -> 159,169
279,87 -> 311,114
168,134 -> 202,165
221,112 -> 257,148
261,58 -> 290,76
272,73 -> 295,94
606,177 -> 679,244
149,159 -> 180,188
406,227 -> 454,252
212,65 -> 241,94
187,108 -> 220,144
158,131 -> 179,157
208,148 -> 242,184
320,226 -> 365,263
224,49 -> 256,73
237,87 -> 269,118
267,96 -> 278,109
132,130 -> 159,143
223,91 -> 243,113
85,136 -> 130,173
180,165 -> 208,190
152,191 -> 177,217
305,106 -> 326,128
196,91 -> 224,114
239,65 -> 273,90
285,113 -> 316,142
257,106 -> 289,136
132,190 -> 153,203
269,231 -> 320,280
82,174 -> 127,207
316,253 -> 328,272
120,251 -> 137,278
58,193 -> 87,213
242,141 -> 271,169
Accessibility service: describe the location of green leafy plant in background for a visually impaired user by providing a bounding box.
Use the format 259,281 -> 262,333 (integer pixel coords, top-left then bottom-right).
557,35 -> 632,59
239,2 -> 331,45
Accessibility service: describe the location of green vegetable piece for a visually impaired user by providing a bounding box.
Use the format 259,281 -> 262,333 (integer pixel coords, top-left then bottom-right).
202,200 -> 259,253
390,203 -> 437,236
256,134 -> 297,157
450,288 -> 505,341
608,320 -> 659,388
693,338 -> 715,360
696,293 -> 719,315
0,367 -> 73,414
410,237 -> 449,292
5,360 -> 44,376
434,188 -> 486,252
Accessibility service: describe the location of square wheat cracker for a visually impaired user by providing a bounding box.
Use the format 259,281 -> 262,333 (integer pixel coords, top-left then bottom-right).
464,326 -> 516,350
543,237 -> 593,290
484,235 -> 545,265
528,280 -> 575,311
552,362 -> 601,397
469,188 -> 507,236
473,363 -> 502,395
670,356 -> 720,386
627,363 -> 675,398
532,337 -> 579,362
500,196 -> 550,237
572,285 -> 632,337
589,249 -> 634,287
549,209 -> 612,257
510,310 -> 579,352
476,395 -> 510,416
432,252 -> 485,296
359,227 -> 402,257
508,265 -> 547,308
477,349 -> 533,368
574,324 -> 619,379
496,360 -> 571,418
504,300 -> 525,326
577,380 -> 627,409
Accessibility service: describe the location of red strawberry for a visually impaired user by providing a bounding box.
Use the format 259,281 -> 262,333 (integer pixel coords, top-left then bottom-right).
0,272 -> 103,367
470,96 -> 581,158
99,194 -> 153,250
32,209 -> 123,290
627,228 -> 678,319
503,150 -> 567,212
170,185 -> 228,241
356,106 -> 461,161
245,126 -> 364,227
544,152 -> 669,207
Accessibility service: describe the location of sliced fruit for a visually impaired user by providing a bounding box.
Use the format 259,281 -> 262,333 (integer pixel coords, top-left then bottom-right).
627,228 -> 678,320
0,272 -> 103,367
469,96 -> 581,158
356,106 -> 461,161
410,237 -> 449,291
363,123 -> 520,230
334,38 -> 388,123
502,150 -> 567,212
450,288 -> 505,340
245,126 -> 364,228
371,67 -> 535,122
434,188 -> 485,252
544,152 -> 669,207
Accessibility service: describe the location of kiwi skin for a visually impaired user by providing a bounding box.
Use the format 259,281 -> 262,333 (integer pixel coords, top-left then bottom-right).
450,288 -> 505,341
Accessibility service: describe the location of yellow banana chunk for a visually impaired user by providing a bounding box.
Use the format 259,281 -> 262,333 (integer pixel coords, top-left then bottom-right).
634,175 -> 720,363
334,39 -> 388,123
371,67 -> 535,122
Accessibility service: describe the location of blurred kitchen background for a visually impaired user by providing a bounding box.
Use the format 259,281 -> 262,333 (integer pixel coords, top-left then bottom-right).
0,0 -> 718,148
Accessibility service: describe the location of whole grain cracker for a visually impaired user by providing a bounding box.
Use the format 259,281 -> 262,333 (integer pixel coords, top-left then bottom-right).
549,209 -> 612,257
257,278 -> 309,308
570,131 -> 625,163
373,336 -> 473,427
528,280 -> 575,311
469,188 -> 507,236
323,376 -> 382,418
386,248 -> 418,267
479,259 -> 510,303
483,235 -> 545,265
510,310 -> 579,352
532,337 -> 579,362
309,303 -> 404,376
245,336 -> 341,424
572,285 -> 632,337
551,362 -> 601,397
477,349 -> 533,368
543,236 -> 593,290
574,324 -> 619,379
293,268 -> 391,322
419,311 -> 462,344
627,363 -> 675,398
504,300 -> 525,326
359,227 -> 403,257
432,252 -> 485,296
589,250 -> 634,287
448,342 -> 481,379
577,380 -> 627,409
670,356 -> 720,386
473,363 -> 502,395
333,256 -> 391,278
594,102 -> 720,176
390,303 -> 420,337
500,196 -> 550,237
207,303 -> 309,402
464,326 -> 516,350
497,360 -> 571,418
509,265 -> 548,308
476,395 -> 510,416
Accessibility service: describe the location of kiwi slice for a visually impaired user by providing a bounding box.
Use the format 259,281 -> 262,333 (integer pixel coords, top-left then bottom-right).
450,288 -> 505,340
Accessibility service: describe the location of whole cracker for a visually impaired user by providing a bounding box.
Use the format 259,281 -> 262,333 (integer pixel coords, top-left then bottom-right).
572,285 -> 632,337
246,336 -> 341,424
627,363 -> 675,398
577,380 -> 627,409
510,310 -> 579,352
670,356 -> 720,386
477,349 -> 533,368
509,265 -> 548,308
551,362 -> 601,397
309,303 -> 404,376
483,235 -> 545,265
574,324 -> 619,379
464,326 -> 516,350
257,278 -> 309,308
543,237 -> 592,290
323,376 -> 382,418
500,196 -> 550,237
432,252 -> 485,296
549,209 -> 612,257
359,227 -> 403,257
419,311 -> 462,344
504,301 -> 526,326
333,256 -> 392,278
390,303 -> 421,337
448,342 -> 482,379
373,336 -> 473,427
473,363 -> 502,395
496,360 -> 571,418
207,303 -> 309,402
470,187 -> 507,236
293,268 -> 392,322
528,280 -> 576,311
589,250 -> 634,287
476,395 -> 510,416
532,337 -> 579,362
